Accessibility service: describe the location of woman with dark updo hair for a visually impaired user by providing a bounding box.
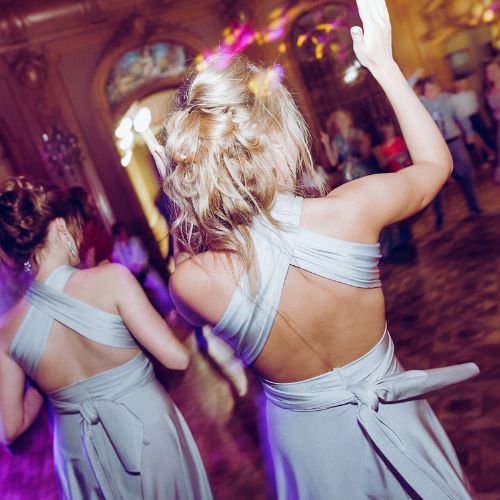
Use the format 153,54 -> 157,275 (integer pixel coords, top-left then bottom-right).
0,177 -> 213,499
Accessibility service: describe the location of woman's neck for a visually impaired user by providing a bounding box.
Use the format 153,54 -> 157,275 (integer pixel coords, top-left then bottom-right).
34,250 -> 72,283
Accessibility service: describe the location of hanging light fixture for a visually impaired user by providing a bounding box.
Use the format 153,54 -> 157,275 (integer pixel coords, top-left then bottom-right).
114,116 -> 133,139
120,149 -> 132,167
132,107 -> 152,133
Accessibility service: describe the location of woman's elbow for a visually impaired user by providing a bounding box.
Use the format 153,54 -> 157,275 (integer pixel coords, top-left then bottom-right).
177,354 -> 190,371
179,346 -> 191,370
169,346 -> 190,371
445,155 -> 454,177
440,150 -> 454,177
2,434 -> 15,446
0,424 -> 20,446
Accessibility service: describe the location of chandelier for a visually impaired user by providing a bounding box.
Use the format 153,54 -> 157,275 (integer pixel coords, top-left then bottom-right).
456,0 -> 499,27
41,126 -> 83,177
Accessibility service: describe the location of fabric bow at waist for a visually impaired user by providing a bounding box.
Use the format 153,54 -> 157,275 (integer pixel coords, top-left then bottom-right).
80,397 -> 147,473
263,362 -> 479,500
53,396 -> 148,499
49,354 -> 154,499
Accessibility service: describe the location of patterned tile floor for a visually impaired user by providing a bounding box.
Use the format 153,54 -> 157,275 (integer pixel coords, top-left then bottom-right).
381,170 -> 500,499
1,170 -> 499,499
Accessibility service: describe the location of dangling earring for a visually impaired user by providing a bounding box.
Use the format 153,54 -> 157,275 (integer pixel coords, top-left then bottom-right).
23,260 -> 33,274
66,236 -> 76,257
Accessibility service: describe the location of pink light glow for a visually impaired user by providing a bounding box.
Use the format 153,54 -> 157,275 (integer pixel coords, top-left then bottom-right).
196,4 -> 353,69
196,5 -> 293,69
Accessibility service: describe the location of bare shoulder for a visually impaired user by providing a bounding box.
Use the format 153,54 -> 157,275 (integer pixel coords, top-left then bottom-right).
325,173 -> 387,205
169,252 -> 238,326
74,263 -> 133,289
66,263 -> 137,315
301,178 -> 383,243
170,253 -> 223,302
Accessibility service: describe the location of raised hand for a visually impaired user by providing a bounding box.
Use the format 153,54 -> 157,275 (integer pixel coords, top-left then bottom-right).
320,131 -> 330,144
351,0 -> 393,72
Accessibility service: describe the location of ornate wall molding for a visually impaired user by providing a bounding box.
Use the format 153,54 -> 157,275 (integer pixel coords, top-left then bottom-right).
7,49 -> 47,89
99,9 -> 201,59
0,0 -> 184,52
0,4 -> 29,45
103,11 -> 159,54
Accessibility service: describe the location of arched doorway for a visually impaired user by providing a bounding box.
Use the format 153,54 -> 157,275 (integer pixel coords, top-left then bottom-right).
94,36 -> 197,265
113,88 -> 178,259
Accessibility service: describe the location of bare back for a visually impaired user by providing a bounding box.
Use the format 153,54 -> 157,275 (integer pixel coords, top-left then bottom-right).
171,194 -> 386,383
1,266 -> 139,394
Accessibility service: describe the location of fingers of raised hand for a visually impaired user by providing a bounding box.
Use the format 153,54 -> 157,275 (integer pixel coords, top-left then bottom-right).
374,0 -> 390,24
356,0 -> 390,31
356,0 -> 374,28
350,28 -> 365,59
350,25 -> 364,43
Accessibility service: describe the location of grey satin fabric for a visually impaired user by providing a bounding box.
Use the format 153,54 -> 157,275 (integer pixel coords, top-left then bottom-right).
213,194 -> 478,499
9,265 -> 213,500
263,329 -> 478,499
213,194 -> 382,365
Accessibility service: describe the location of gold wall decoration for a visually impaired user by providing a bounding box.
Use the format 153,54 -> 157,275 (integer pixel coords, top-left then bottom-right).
8,49 -> 47,89
420,0 -> 499,42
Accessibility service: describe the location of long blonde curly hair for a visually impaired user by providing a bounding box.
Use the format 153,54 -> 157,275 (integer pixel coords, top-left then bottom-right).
162,55 -> 320,285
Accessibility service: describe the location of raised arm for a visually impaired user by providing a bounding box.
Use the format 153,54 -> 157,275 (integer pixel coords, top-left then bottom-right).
320,131 -> 340,167
0,351 -> 43,445
331,0 -> 452,234
109,264 -> 190,370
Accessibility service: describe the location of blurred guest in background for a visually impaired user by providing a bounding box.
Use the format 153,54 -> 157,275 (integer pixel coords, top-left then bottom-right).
375,121 -> 412,173
69,186 -> 112,268
450,76 -> 496,166
418,77 -> 483,228
320,109 -> 379,184
375,122 -> 414,258
485,57 -> 500,183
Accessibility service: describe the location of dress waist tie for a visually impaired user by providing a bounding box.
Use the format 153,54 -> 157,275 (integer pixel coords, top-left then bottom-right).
49,356 -> 154,499
263,362 -> 479,500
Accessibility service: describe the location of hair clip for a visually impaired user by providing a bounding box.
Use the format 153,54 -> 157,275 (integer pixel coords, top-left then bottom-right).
23,260 -> 33,274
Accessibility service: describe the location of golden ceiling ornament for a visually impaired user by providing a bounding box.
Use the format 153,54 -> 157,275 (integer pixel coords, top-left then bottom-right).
444,0 -> 475,19
420,0 -> 499,41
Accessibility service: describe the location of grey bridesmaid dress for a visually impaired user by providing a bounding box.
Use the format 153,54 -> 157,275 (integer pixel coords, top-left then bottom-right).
213,193 -> 479,499
9,265 -> 213,500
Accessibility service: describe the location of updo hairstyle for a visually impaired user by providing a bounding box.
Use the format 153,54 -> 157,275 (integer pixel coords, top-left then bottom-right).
0,177 -> 84,271
163,55 -> 319,279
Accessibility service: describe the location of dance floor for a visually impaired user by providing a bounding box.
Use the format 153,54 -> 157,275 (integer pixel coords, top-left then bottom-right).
1,170 -> 499,499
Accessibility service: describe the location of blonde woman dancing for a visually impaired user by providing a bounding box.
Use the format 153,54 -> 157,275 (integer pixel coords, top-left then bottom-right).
163,1 -> 478,498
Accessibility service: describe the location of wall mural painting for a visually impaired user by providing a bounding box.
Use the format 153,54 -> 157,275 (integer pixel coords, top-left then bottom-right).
106,42 -> 187,105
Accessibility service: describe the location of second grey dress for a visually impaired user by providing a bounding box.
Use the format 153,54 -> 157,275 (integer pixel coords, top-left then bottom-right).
9,265 -> 213,500
213,193 -> 479,500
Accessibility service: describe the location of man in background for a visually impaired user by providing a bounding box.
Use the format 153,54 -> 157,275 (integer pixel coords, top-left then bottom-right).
418,77 -> 483,228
